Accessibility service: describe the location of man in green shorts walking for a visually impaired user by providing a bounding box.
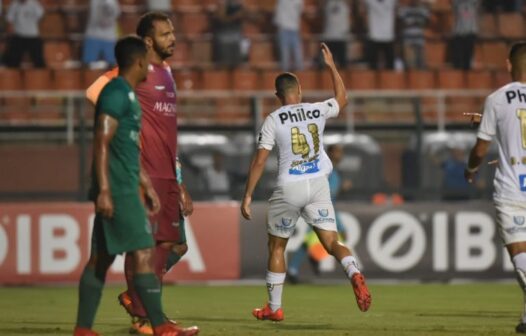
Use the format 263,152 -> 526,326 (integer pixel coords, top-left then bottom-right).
73,36 -> 199,336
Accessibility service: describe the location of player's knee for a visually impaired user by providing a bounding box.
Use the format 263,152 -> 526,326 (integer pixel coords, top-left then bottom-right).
173,243 -> 188,257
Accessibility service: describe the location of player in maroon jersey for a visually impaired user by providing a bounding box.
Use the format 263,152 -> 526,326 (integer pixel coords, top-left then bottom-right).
86,12 -> 194,335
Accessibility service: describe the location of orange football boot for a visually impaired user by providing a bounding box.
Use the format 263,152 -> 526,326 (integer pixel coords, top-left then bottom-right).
252,304 -> 284,321
153,323 -> 199,336
351,273 -> 372,312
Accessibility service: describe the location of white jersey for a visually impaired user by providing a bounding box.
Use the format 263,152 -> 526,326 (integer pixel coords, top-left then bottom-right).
258,98 -> 340,186
478,81 -> 526,202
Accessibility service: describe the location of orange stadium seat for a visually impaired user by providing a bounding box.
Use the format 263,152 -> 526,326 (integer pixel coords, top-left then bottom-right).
171,40 -> 191,66
479,14 -> 498,39
40,12 -> 66,38
232,69 -> 261,91
425,41 -> 447,68
180,12 -> 210,36
173,69 -> 201,90
190,39 -> 212,66
466,71 -> 493,90
201,70 -> 231,90
44,41 -> 72,68
64,12 -> 87,34
172,0 -> 203,11
480,41 -> 508,69
119,13 -> 141,35
83,69 -> 106,89
494,70 -> 511,88
243,21 -> 264,37
249,40 -> 276,68
0,69 -> 23,90
347,70 -> 377,90
296,70 -> 320,91
378,71 -> 407,90
320,70 -> 348,91
436,70 -> 466,89
22,69 -> 52,90
260,69 -> 282,91
407,70 -> 436,90
498,13 -> 525,40
54,69 -> 83,90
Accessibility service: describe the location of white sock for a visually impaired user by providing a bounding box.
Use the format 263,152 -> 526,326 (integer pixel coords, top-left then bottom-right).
340,255 -> 360,279
266,271 -> 286,312
513,253 -> 526,323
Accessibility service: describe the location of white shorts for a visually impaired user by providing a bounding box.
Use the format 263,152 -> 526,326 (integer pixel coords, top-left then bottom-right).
495,198 -> 526,245
267,176 -> 337,239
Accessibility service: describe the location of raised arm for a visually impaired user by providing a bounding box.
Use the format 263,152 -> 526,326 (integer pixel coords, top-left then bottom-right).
321,43 -> 348,110
94,114 -> 118,218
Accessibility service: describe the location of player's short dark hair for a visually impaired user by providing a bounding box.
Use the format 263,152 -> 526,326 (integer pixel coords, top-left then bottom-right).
510,42 -> 526,64
114,35 -> 147,70
275,72 -> 299,97
136,12 -> 170,38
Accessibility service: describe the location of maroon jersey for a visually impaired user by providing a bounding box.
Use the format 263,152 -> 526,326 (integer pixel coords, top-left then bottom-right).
136,62 -> 178,180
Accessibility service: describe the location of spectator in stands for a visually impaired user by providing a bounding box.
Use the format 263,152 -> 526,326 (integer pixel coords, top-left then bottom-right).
361,0 -> 397,70
146,0 -> 171,13
398,0 -> 430,70
274,0 -> 304,71
203,151 -> 231,200
82,0 -> 120,68
3,0 -> 45,68
441,146 -> 471,200
450,0 -> 480,70
321,0 -> 351,67
212,0 -> 245,68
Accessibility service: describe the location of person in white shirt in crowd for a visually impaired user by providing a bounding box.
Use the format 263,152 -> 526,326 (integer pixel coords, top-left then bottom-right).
450,0 -> 479,70
82,0 -> 120,68
398,0 -> 430,69
361,0 -> 397,70
3,0 -> 44,68
274,0 -> 304,71
322,0 -> 351,67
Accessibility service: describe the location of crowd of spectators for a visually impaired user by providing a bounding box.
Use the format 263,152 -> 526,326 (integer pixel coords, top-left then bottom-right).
0,0 -> 524,71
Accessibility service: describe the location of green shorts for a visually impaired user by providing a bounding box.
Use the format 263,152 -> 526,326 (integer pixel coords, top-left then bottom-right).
92,193 -> 155,256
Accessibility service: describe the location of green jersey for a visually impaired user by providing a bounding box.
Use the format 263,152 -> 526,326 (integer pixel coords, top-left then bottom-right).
90,76 -> 142,198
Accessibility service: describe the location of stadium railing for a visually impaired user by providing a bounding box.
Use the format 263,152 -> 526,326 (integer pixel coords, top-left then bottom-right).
0,89 -> 491,201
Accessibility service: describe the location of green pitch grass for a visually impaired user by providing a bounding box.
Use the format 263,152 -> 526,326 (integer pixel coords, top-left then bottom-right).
0,283 -> 522,335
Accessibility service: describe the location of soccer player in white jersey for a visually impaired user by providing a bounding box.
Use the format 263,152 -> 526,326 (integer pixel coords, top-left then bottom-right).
241,43 -> 372,321
465,41 -> 526,334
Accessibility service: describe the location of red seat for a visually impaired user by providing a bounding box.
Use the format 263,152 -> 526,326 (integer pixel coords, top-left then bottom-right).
54,69 -> 84,90
480,41 -> 508,69
23,69 -> 53,90
260,70 -> 282,91
436,70 -> 466,89
173,69 -> 201,90
498,13 -> 525,39
407,71 -> 435,90
232,69 -> 261,91
296,70 -> 320,91
466,71 -> 493,89
320,70 -> 348,91
249,40 -> 276,68
44,41 -> 72,68
0,69 -> 23,90
180,12 -> 209,36
425,41 -> 447,68
378,71 -> 407,90
347,70 -> 376,90
40,12 -> 66,38
201,70 -> 231,90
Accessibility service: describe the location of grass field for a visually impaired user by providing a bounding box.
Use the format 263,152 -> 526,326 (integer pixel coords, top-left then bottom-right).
0,283 -> 522,336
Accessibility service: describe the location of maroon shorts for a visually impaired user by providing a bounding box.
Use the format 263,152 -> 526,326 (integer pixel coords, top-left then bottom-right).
149,178 -> 182,242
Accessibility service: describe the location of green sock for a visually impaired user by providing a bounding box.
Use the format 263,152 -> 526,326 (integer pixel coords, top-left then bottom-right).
76,268 -> 104,328
165,250 -> 182,271
133,273 -> 164,327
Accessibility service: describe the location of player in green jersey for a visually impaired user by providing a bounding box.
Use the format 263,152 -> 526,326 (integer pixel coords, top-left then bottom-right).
73,36 -> 199,336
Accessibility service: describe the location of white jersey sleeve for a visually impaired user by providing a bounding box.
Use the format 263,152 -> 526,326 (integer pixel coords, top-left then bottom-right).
477,95 -> 497,141
257,115 -> 276,151
314,98 -> 340,119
